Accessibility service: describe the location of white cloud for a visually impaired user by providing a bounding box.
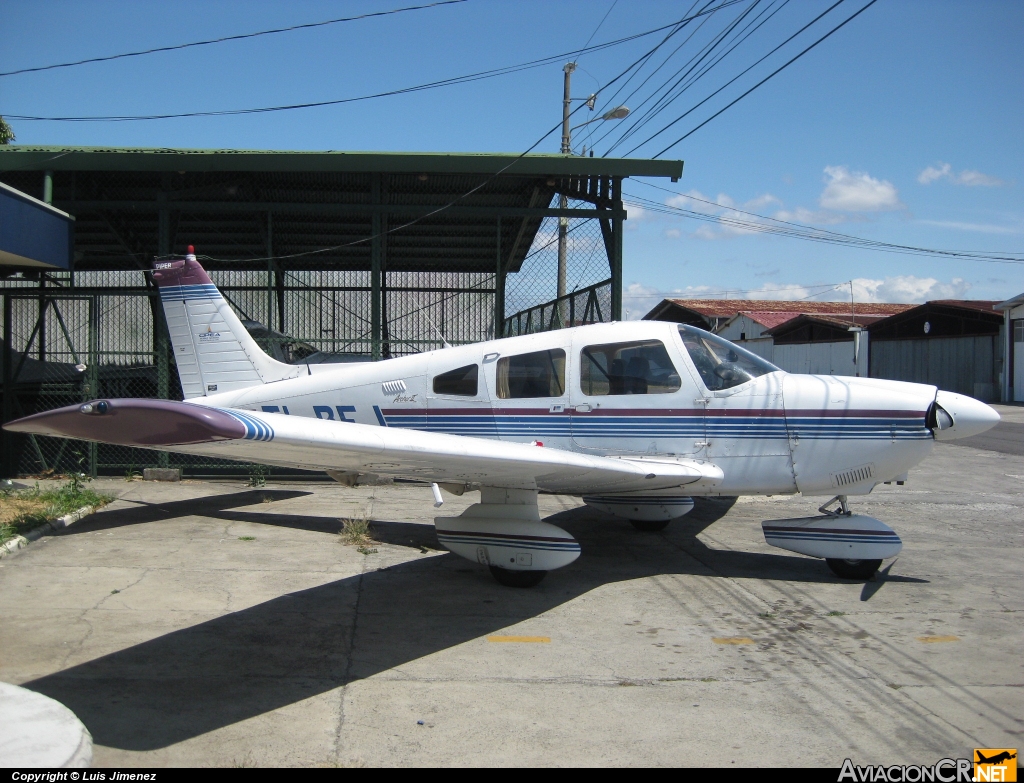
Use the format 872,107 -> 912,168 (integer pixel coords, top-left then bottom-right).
917,163 -> 951,185
624,201 -> 648,221
773,206 -> 848,225
852,276 -> 970,303
955,169 -> 1006,187
819,166 -> 903,212
918,162 -> 1006,187
664,228 -> 681,239
918,219 -> 1020,235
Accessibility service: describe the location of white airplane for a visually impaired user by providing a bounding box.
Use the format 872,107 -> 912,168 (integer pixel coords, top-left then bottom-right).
4,250 -> 1000,587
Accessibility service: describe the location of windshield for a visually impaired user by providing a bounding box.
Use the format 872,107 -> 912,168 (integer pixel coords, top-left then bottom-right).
677,324 -> 780,391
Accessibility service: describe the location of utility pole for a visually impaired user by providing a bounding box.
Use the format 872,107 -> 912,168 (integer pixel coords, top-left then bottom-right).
557,62 -> 575,326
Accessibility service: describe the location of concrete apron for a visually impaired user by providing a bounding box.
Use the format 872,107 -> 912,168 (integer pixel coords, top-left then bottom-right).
0,682 -> 92,767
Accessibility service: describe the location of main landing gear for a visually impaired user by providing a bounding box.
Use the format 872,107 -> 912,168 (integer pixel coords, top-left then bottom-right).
819,496 -> 883,581
761,495 -> 902,582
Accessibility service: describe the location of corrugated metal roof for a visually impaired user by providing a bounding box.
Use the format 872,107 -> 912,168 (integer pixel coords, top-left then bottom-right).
0,146 -> 683,179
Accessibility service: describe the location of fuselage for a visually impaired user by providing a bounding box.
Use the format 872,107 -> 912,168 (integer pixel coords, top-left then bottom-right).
196,320 -> 942,497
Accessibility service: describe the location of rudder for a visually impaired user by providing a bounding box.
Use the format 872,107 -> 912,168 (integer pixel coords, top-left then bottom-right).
152,248 -> 302,398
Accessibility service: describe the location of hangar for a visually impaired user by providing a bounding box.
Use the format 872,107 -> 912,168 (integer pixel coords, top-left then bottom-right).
645,296 -> 1005,400
0,146 -> 681,478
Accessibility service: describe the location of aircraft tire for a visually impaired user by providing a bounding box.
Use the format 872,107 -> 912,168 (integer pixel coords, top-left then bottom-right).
489,566 -> 547,588
629,518 -> 671,532
825,558 -> 882,580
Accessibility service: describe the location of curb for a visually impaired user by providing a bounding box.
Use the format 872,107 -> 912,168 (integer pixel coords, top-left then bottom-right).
0,505 -> 94,561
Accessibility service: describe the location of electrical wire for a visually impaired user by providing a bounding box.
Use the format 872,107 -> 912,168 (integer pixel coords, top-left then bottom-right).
0,0 -> 470,78
651,0 -> 879,157
617,0 -> 847,156
7,4 -> 744,123
624,183 -> 1024,265
603,0 -> 791,155
192,4 -> 706,267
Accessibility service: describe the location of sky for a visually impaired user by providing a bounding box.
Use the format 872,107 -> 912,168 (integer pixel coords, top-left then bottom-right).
2,0 -> 1022,318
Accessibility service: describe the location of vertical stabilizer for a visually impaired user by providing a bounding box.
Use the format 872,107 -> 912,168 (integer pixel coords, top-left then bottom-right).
152,250 -> 302,399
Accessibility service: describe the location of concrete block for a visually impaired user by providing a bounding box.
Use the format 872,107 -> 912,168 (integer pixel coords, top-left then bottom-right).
143,468 -> 181,482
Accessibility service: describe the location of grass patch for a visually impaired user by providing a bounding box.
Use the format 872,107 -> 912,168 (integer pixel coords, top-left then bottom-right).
356,546 -> 379,555
758,612 -> 775,619
827,611 -> 846,617
238,536 -> 256,541
0,480 -> 111,544
338,512 -> 374,547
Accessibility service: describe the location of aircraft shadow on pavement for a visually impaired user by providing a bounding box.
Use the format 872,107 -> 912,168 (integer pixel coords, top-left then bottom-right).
27,494 -> 924,751
58,489 -> 312,533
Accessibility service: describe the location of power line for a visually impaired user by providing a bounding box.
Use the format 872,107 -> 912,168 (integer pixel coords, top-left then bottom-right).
651,0 -> 879,157
624,183 -> 1024,265
195,5 -> 703,267
6,7 -> 741,123
574,0 -> 620,62
617,0 -> 846,156
604,0 -> 791,156
0,0 -> 469,78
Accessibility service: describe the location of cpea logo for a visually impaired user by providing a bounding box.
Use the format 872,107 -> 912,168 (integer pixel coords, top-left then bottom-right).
974,750 -> 1017,782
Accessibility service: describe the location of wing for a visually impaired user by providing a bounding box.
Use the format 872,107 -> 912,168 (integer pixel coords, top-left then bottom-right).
4,398 -> 724,495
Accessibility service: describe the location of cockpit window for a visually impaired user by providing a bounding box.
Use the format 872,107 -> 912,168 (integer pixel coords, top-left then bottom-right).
433,364 -> 478,396
580,340 -> 681,396
678,324 -> 779,391
496,349 -> 566,399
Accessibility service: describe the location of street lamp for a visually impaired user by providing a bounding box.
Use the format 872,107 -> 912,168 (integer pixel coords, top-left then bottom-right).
557,63 -> 630,323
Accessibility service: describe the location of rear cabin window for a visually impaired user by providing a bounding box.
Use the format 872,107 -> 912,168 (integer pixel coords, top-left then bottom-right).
580,340 -> 681,396
496,349 -> 565,399
678,324 -> 779,391
433,364 -> 478,396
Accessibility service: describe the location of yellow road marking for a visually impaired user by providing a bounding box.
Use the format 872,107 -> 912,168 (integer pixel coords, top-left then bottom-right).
712,637 -> 754,645
916,635 -> 960,643
487,635 -> 551,643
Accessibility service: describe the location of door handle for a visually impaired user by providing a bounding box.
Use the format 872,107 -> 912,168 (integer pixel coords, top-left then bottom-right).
573,404 -> 592,413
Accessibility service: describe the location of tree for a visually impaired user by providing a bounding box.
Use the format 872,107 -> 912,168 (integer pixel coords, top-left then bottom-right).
0,117 -> 15,145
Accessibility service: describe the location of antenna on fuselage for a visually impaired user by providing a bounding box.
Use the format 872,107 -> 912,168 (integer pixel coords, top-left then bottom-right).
425,313 -> 452,349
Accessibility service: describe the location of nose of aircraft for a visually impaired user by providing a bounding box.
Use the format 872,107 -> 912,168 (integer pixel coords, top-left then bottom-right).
930,390 -> 1001,441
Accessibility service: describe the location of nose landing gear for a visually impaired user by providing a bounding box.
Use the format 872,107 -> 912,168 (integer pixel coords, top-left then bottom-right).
761,494 -> 902,582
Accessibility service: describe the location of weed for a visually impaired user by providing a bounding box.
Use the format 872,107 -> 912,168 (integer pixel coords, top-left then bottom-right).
124,463 -> 141,482
111,589 -> 120,594
699,677 -> 718,682
356,546 -> 378,555
338,512 -> 374,546
261,494 -> 273,504
248,464 -> 268,488
827,611 -> 846,617
238,536 -> 256,541
887,683 -> 902,690
0,480 -> 112,544
758,612 -> 775,619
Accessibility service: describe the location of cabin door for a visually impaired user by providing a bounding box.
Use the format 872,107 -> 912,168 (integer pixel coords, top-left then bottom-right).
568,332 -> 706,455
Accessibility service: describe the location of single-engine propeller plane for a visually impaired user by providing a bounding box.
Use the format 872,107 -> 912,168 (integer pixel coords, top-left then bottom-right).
4,249 -> 1000,586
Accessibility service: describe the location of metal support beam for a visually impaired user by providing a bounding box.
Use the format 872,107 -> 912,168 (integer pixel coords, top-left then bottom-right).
55,200 -> 624,219
494,217 -> 504,338
2,294 -> 12,478
266,212 -> 275,329
155,193 -> 172,467
87,296 -> 99,478
610,177 -> 623,321
43,171 -> 53,204
370,174 -> 382,360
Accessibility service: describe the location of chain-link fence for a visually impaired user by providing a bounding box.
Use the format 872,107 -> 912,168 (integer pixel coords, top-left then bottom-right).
0,166 -> 624,478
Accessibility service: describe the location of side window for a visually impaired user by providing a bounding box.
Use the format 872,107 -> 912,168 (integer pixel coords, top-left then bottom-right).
580,340 -> 681,396
678,324 -> 779,391
433,364 -> 478,396
496,349 -> 565,399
